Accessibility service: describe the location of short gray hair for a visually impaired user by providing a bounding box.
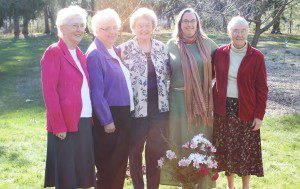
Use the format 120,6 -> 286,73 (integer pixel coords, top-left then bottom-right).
56,5 -> 87,37
130,7 -> 157,35
91,8 -> 121,36
227,16 -> 249,34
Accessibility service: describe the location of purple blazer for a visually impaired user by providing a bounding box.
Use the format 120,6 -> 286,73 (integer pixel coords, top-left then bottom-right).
86,38 -> 130,126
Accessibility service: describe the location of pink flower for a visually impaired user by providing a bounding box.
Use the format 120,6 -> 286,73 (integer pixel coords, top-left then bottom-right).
212,172 -> 219,181
206,145 -> 211,150
182,142 -> 190,149
196,167 -> 209,175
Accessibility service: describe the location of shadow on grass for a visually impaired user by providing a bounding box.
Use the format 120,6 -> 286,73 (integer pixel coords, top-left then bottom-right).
0,146 -> 31,167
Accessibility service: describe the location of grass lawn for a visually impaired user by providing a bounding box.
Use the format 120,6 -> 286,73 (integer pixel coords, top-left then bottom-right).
0,33 -> 299,189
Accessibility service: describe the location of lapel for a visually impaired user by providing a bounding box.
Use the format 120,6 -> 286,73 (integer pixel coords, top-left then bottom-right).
150,39 -> 160,68
58,38 -> 81,72
223,42 -> 253,76
223,42 -> 231,74
94,38 -> 113,60
76,47 -> 90,85
94,38 -> 121,66
113,46 -> 125,62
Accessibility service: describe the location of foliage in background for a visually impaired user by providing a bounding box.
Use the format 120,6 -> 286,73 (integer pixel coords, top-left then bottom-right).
0,0 -> 300,46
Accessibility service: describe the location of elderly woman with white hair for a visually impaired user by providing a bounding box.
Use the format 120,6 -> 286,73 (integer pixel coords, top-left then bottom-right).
41,5 -> 96,189
118,7 -> 169,189
212,16 -> 268,189
86,8 -> 133,189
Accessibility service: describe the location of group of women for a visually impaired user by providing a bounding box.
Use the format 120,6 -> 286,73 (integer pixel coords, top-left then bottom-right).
41,5 -> 268,189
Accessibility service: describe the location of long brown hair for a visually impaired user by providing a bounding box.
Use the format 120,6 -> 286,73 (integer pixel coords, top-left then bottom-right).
172,8 -> 207,40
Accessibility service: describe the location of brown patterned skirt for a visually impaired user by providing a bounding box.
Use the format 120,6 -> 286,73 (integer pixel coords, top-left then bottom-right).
213,98 -> 264,177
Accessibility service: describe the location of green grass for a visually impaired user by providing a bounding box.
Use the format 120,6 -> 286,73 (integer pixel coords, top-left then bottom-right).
0,33 -> 299,188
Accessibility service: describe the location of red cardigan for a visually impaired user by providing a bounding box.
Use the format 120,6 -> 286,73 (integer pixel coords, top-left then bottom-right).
213,42 -> 268,121
41,39 -> 90,134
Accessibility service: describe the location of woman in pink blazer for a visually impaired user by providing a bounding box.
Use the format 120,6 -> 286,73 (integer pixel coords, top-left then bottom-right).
41,5 -> 95,189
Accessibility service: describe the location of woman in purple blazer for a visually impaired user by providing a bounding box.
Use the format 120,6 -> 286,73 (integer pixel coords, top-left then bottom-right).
86,8 -> 133,189
41,5 -> 95,189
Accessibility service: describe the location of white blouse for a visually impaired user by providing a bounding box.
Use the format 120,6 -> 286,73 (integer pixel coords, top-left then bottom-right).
69,49 -> 92,117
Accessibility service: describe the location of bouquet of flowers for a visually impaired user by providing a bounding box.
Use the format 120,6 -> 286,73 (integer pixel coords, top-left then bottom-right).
158,134 -> 219,187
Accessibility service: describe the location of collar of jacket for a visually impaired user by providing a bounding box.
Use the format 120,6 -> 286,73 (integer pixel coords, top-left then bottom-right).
94,37 -> 121,60
131,36 -> 161,55
223,41 -> 254,56
57,38 -> 86,71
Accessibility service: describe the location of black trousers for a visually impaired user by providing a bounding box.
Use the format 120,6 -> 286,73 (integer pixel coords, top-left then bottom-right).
93,106 -> 131,189
129,110 -> 168,189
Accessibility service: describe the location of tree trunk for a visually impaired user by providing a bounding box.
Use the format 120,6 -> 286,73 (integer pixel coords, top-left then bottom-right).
81,0 -> 90,34
251,24 -> 262,48
271,18 -> 281,34
13,16 -> 20,39
22,16 -> 29,37
49,3 -> 56,36
60,0 -> 67,8
271,1 -> 283,34
44,6 -> 50,34
221,14 -> 227,33
91,0 -> 96,16
166,16 -> 171,29
289,5 -> 293,34
0,18 -> 3,28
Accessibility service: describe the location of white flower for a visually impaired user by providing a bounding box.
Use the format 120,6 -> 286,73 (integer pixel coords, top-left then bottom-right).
200,144 -> 206,151
178,157 -> 191,167
166,150 -> 177,160
188,153 -> 206,169
206,157 -> 218,169
189,141 -> 198,149
211,146 -> 217,153
157,157 -> 164,168
207,160 -> 218,169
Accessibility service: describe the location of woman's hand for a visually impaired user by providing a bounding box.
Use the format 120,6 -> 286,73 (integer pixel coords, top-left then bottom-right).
104,122 -> 116,133
252,118 -> 262,131
55,132 -> 67,140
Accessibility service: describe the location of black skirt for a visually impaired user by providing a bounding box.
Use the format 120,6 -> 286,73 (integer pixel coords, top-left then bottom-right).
44,118 -> 96,188
213,98 -> 264,177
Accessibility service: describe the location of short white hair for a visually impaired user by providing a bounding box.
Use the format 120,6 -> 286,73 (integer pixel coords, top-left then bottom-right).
130,7 -> 157,35
56,5 -> 87,37
227,16 -> 249,34
91,8 -> 121,36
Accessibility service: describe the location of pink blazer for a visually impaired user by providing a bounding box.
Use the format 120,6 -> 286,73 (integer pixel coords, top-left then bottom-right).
41,39 -> 90,134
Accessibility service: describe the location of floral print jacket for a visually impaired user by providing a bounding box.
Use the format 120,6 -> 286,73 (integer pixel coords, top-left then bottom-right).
119,37 -> 170,117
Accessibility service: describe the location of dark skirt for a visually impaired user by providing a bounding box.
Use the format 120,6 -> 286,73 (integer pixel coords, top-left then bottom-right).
44,118 -> 96,189
213,98 -> 264,177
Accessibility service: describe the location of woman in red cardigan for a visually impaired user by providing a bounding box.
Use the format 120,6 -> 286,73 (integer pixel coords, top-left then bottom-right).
212,16 -> 268,189
41,5 -> 95,188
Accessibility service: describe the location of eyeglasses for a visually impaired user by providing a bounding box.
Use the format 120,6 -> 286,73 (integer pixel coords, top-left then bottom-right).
68,24 -> 85,30
136,24 -> 152,30
232,29 -> 247,36
181,19 -> 197,25
100,26 -> 120,32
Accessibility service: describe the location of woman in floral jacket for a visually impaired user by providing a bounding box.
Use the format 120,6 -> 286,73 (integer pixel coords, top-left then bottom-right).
118,7 -> 169,189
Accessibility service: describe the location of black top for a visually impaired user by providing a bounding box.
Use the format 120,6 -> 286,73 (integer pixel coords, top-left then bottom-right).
146,52 -> 159,115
